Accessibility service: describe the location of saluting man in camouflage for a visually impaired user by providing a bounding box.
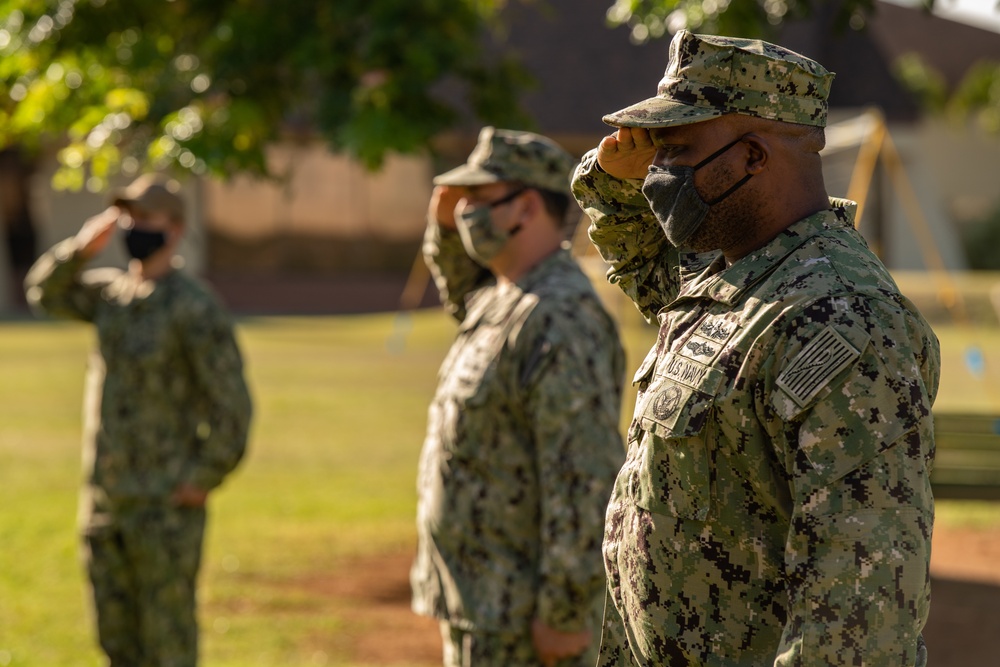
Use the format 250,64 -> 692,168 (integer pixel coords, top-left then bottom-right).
411,127 -> 626,667
571,31 -> 940,667
25,174 -> 252,667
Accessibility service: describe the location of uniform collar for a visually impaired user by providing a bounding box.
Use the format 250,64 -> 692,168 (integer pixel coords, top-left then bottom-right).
673,197 -> 857,307
514,245 -> 573,292
462,246 -> 572,329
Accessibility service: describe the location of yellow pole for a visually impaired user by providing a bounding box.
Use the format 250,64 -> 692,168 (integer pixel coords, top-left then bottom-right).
845,109 -> 888,232
398,249 -> 431,311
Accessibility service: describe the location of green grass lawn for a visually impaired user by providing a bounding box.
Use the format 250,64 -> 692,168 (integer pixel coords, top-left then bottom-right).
0,312 -> 460,667
2,304 -> 999,666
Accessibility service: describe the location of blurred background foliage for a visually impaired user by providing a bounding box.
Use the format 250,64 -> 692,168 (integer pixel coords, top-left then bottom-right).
1,0 -> 998,193
961,204 -> 1000,271
0,0 -> 532,190
894,51 -> 1000,133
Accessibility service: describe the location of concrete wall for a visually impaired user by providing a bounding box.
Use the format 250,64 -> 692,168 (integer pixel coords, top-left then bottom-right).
203,144 -> 433,243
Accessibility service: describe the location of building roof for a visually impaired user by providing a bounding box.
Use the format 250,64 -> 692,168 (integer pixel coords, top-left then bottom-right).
462,0 -> 1000,140
868,0 -> 1000,91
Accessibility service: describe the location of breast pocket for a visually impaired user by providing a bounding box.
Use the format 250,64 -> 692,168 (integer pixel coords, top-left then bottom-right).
632,370 -> 719,522
100,317 -> 172,378
435,324 -> 506,460
442,324 -> 505,407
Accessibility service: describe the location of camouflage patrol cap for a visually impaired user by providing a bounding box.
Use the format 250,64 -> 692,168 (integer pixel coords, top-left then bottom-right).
604,30 -> 834,129
433,127 -> 575,194
110,174 -> 185,221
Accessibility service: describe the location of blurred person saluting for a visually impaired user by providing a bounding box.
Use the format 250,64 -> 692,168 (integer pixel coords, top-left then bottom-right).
24,174 -> 252,667
411,127 -> 626,667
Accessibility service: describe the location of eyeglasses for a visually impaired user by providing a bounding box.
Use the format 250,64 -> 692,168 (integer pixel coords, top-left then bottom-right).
486,187 -> 527,209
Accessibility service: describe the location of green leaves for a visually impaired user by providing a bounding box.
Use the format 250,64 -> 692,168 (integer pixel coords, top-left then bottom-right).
6,0 -> 966,191
893,52 -> 950,114
0,0 -> 530,188
892,51 -> 1000,134
951,61 -> 1000,133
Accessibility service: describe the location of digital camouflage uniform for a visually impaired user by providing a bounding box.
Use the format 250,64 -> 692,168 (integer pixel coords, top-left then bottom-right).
571,31 -> 940,667
411,128 -> 627,667
25,235 -> 252,667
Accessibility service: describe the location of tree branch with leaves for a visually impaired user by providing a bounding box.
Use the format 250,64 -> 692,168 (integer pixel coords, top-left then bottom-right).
0,0 -> 531,190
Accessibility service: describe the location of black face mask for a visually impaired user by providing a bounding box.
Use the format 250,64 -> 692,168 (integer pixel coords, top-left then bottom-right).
123,228 -> 167,260
641,136 -> 753,248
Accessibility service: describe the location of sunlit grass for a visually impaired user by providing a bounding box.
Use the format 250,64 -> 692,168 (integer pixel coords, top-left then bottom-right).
1,296 -> 998,665
0,313 -> 455,666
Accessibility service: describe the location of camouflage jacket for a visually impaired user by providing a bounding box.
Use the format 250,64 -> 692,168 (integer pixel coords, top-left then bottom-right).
25,238 -> 252,517
572,152 -> 940,667
411,219 -> 626,634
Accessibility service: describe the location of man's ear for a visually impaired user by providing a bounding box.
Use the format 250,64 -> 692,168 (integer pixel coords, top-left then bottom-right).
513,188 -> 540,227
741,133 -> 768,175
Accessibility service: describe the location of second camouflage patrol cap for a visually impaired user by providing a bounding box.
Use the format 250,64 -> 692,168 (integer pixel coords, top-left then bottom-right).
604,30 -> 835,129
433,127 -> 576,194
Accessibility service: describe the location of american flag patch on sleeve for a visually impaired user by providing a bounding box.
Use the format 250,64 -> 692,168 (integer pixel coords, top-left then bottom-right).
776,325 -> 860,408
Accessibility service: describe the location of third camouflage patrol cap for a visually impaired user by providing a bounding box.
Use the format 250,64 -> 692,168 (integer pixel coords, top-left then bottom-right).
110,173 -> 185,220
603,30 -> 835,129
433,127 -> 575,194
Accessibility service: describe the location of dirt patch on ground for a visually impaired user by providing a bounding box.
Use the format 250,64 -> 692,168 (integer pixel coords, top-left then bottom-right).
923,524 -> 1000,666
303,528 -> 1000,667
292,551 -> 441,666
